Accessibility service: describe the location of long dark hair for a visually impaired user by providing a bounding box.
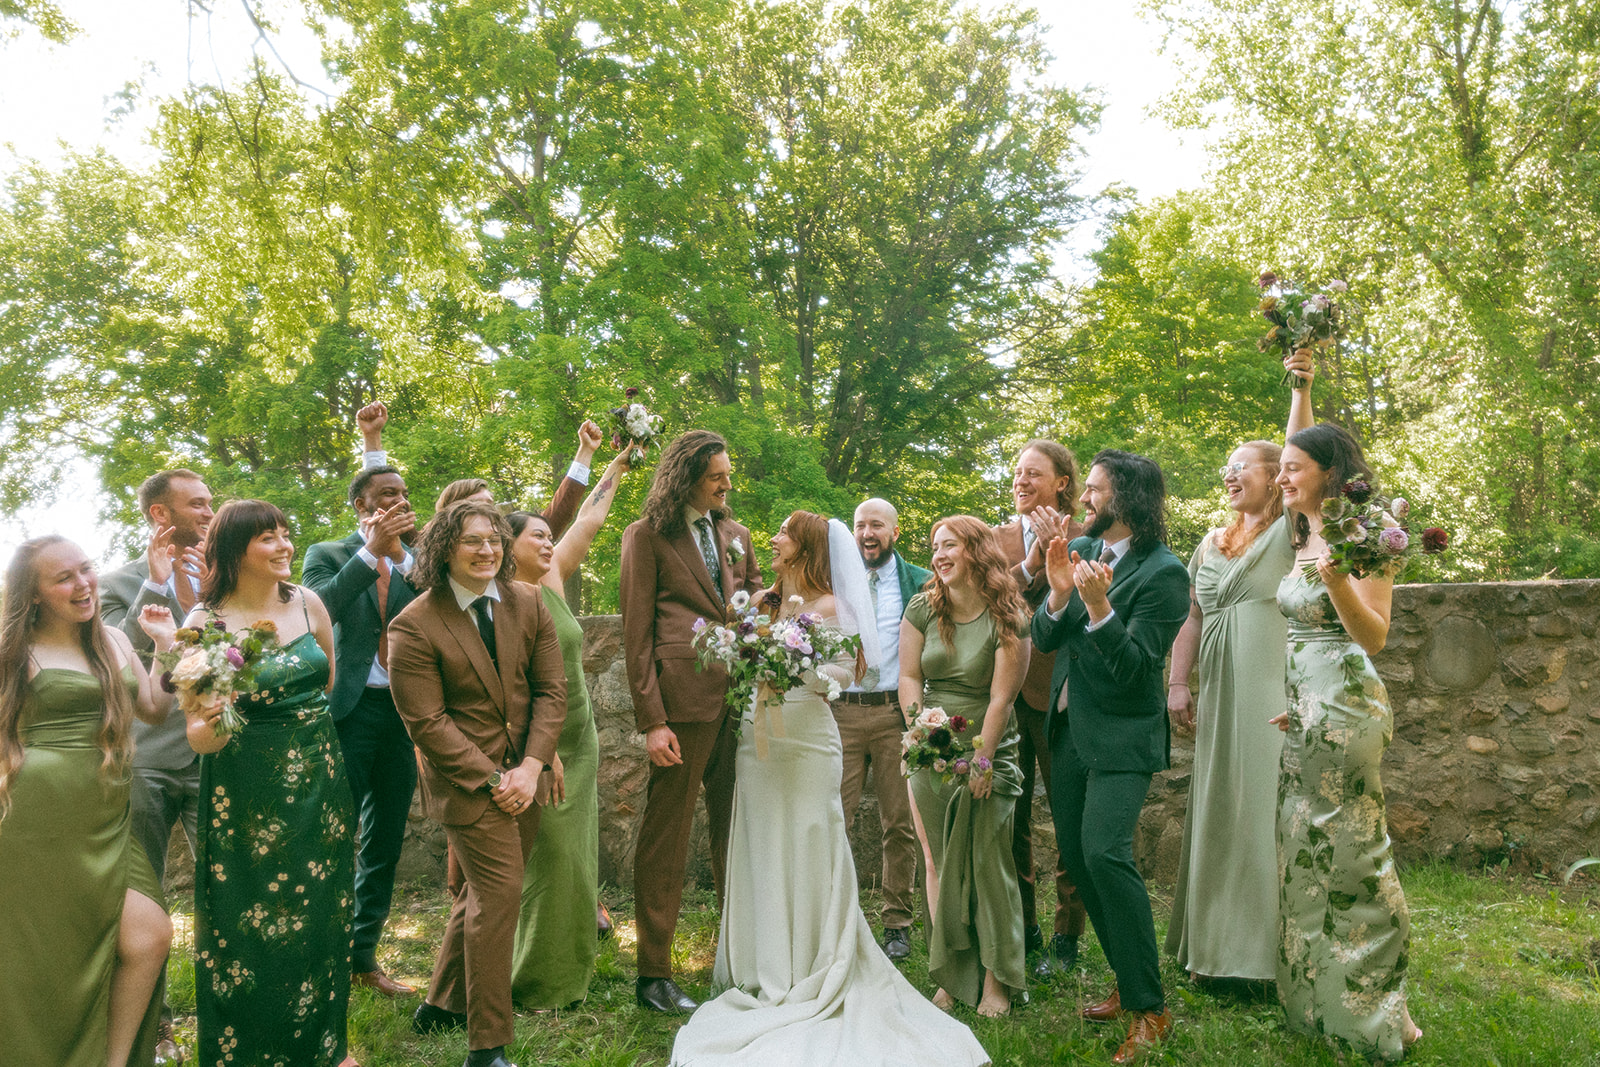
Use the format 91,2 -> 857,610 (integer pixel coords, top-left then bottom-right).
924,516 -> 1028,651
201,500 -> 296,608
1090,449 -> 1169,554
413,500 -> 517,594
1286,423 -> 1376,549
641,430 -> 728,539
0,537 -> 135,818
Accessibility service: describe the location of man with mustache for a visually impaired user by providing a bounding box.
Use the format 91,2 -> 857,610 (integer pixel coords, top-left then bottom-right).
835,497 -> 932,961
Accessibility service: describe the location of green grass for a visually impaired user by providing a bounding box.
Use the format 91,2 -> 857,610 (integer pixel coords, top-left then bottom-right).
163,863 -> 1600,1065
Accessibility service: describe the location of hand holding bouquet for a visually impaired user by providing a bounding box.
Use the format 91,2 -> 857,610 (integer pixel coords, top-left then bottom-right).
156,618 -> 281,735
901,704 -> 992,793
1311,481 -> 1450,581
1254,271 -> 1351,389
609,387 -> 666,466
692,590 -> 863,714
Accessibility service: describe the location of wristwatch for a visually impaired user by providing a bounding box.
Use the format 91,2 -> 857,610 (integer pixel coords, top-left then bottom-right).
485,770 -> 504,793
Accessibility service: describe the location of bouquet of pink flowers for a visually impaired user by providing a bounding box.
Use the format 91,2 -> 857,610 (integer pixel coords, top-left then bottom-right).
609,387 -> 666,465
901,704 -> 991,786
156,618 -> 280,735
692,590 -> 863,713
1255,271 -> 1350,389
1311,480 -> 1450,581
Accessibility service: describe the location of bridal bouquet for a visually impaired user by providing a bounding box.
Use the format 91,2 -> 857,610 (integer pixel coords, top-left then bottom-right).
693,590 -> 863,712
609,387 -> 666,465
1309,481 -> 1450,581
1254,271 -> 1350,389
901,704 -> 991,786
156,618 -> 280,735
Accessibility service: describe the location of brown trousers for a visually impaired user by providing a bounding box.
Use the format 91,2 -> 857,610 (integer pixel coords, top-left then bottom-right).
1013,695 -> 1088,938
429,804 -> 540,1050
833,697 -> 919,929
633,715 -> 738,978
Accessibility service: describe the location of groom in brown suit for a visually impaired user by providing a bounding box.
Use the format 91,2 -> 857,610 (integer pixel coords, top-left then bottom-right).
621,429 -> 764,1012
387,500 -> 566,1067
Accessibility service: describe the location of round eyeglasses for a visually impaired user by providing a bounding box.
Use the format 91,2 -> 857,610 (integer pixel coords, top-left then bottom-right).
1218,462 -> 1250,479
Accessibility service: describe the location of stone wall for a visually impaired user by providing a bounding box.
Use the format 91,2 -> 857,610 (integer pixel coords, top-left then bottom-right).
393,581 -> 1600,892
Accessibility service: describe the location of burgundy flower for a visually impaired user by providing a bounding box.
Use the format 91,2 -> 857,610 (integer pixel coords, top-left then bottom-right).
1257,270 -> 1278,289
160,671 -> 175,694
625,387 -> 640,399
1342,479 -> 1373,505
1421,527 -> 1449,553
949,715 -> 968,733
760,590 -> 783,611
929,727 -> 952,749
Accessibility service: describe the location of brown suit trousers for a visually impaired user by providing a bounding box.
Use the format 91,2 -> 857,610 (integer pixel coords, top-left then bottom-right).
619,514 -> 763,977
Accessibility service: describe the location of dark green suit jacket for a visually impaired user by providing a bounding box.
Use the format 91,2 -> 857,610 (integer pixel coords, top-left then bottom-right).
1031,535 -> 1191,774
303,532 -> 420,721
894,553 -> 933,609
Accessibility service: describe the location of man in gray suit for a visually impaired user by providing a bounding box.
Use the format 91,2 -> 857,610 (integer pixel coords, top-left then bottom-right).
100,467 -> 215,1064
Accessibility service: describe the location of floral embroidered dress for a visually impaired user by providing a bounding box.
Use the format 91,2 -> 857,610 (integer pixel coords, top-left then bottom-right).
1275,570 -> 1410,1062
194,625 -> 355,1066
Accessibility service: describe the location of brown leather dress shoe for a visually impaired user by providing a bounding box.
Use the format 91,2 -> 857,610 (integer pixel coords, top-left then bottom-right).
1111,1009 -> 1173,1064
1081,988 -> 1122,1021
353,968 -> 417,997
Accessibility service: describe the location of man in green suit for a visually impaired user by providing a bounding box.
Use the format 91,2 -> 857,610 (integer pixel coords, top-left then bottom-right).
1032,449 -> 1190,1065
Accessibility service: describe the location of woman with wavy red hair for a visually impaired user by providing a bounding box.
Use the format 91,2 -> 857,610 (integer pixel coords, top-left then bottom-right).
899,515 -> 1030,1017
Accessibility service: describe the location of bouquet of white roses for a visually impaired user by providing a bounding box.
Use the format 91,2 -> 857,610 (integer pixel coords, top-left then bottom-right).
156,617 -> 281,735
609,387 -> 666,465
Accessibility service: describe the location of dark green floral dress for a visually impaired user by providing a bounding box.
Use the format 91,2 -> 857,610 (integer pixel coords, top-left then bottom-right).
195,627 -> 355,1066
1276,571 -> 1410,1062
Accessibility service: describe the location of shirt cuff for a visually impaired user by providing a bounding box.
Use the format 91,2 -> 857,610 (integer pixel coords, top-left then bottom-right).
358,544 -> 414,574
356,545 -> 380,569
1019,559 -> 1035,583
1048,601 -> 1068,621
142,577 -> 173,598
363,449 -> 387,469
566,461 -> 591,486
1084,608 -> 1116,633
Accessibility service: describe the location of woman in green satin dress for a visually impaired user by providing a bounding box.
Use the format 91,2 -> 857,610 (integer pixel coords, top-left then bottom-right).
0,536 -> 175,1067
900,515 -> 1030,1017
1271,425 -> 1422,1061
181,501 -> 357,1067
505,446 -> 631,1008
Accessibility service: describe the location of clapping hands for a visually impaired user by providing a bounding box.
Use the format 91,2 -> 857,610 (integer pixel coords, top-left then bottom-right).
145,525 -> 207,592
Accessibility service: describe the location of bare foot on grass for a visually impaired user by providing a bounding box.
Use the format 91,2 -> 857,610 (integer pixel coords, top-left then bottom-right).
932,988 -> 955,1012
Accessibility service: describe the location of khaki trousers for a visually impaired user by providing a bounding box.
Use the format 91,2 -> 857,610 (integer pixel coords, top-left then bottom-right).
833,696 -> 919,929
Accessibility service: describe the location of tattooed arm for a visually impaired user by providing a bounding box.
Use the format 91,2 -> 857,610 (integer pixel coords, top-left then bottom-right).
549,450 -> 633,587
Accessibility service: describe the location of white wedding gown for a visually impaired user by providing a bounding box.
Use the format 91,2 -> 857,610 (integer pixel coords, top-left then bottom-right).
670,645 -> 990,1067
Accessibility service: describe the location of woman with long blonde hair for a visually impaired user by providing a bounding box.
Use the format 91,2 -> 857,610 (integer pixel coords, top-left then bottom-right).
0,536 -> 175,1067
900,515 -> 1030,1017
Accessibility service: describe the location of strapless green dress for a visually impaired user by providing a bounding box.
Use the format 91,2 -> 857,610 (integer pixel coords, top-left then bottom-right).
194,630 -> 355,1066
0,666 -> 162,1067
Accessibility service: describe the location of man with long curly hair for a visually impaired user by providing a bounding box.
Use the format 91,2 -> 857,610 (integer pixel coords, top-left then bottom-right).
620,430 -> 764,1013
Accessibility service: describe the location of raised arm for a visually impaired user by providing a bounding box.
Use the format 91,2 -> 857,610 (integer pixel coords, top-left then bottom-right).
1285,350 -> 1315,438
551,451 -> 631,584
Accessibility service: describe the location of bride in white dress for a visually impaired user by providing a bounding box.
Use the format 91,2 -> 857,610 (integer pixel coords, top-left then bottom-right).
671,511 -> 989,1067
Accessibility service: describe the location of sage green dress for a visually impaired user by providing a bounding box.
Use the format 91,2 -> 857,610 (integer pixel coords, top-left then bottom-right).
905,593 -> 1026,1006
0,666 -> 162,1067
510,586 -> 600,1008
1276,571 -> 1410,1062
195,628 -> 355,1066
1165,518 -> 1290,980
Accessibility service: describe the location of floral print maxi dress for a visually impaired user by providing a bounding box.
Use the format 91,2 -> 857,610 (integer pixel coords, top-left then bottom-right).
1275,571 -> 1410,1062
195,629 -> 355,1066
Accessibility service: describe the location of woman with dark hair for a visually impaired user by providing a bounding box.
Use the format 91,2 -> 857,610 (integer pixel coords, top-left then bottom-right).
183,500 -> 357,1067
671,511 -> 987,1066
901,515 -> 1030,1017
1271,422 -> 1421,1060
0,536 -> 174,1067
1166,355 -> 1315,984
504,446 -> 632,1008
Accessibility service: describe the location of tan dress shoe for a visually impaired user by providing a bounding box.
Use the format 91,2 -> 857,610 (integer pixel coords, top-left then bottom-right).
1111,1009 -> 1173,1064
1081,988 -> 1122,1021
352,969 -> 417,997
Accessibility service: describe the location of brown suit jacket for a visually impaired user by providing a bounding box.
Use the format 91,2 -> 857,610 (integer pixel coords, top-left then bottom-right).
387,580 -> 567,825
995,515 -> 1085,710
620,514 -> 764,732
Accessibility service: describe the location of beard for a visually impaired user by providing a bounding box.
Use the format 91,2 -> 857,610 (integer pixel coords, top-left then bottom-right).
1085,509 -> 1116,539
858,536 -> 896,570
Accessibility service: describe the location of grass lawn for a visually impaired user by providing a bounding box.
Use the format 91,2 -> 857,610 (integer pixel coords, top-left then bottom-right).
162,862 -> 1600,1065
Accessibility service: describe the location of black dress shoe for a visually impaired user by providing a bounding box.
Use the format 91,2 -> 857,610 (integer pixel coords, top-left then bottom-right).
463,1048 -> 516,1067
636,976 -> 699,1013
1023,922 -> 1045,957
881,926 -> 912,962
413,1000 -> 467,1034
1033,933 -> 1080,980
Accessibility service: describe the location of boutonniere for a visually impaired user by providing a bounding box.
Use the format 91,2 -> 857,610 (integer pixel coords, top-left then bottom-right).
727,537 -> 746,565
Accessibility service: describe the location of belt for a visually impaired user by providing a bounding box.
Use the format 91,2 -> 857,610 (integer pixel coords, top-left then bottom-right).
835,690 -> 897,706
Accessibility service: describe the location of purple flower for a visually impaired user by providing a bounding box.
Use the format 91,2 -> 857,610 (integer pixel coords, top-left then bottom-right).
1342,479 -> 1373,505
224,646 -> 245,669
953,759 -> 970,775
692,617 -> 708,634
1379,527 -> 1409,554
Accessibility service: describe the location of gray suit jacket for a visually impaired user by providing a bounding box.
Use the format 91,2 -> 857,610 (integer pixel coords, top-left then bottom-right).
99,557 -> 196,771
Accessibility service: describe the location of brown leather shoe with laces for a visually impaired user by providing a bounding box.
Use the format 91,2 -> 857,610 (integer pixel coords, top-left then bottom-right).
1081,988 -> 1122,1021
1111,1009 -> 1173,1064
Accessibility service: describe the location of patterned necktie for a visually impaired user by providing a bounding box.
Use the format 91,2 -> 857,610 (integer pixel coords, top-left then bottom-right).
375,555 -> 391,670
868,568 -> 881,617
1022,521 -> 1036,558
1100,545 -> 1118,567
471,595 -> 498,667
695,518 -> 725,603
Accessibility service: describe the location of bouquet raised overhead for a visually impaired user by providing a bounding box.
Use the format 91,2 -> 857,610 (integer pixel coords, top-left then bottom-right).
609,387 -> 666,465
156,618 -> 281,735
1255,271 -> 1351,389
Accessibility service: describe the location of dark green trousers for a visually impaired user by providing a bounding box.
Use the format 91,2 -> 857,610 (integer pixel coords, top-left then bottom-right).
1049,740 -> 1164,1012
